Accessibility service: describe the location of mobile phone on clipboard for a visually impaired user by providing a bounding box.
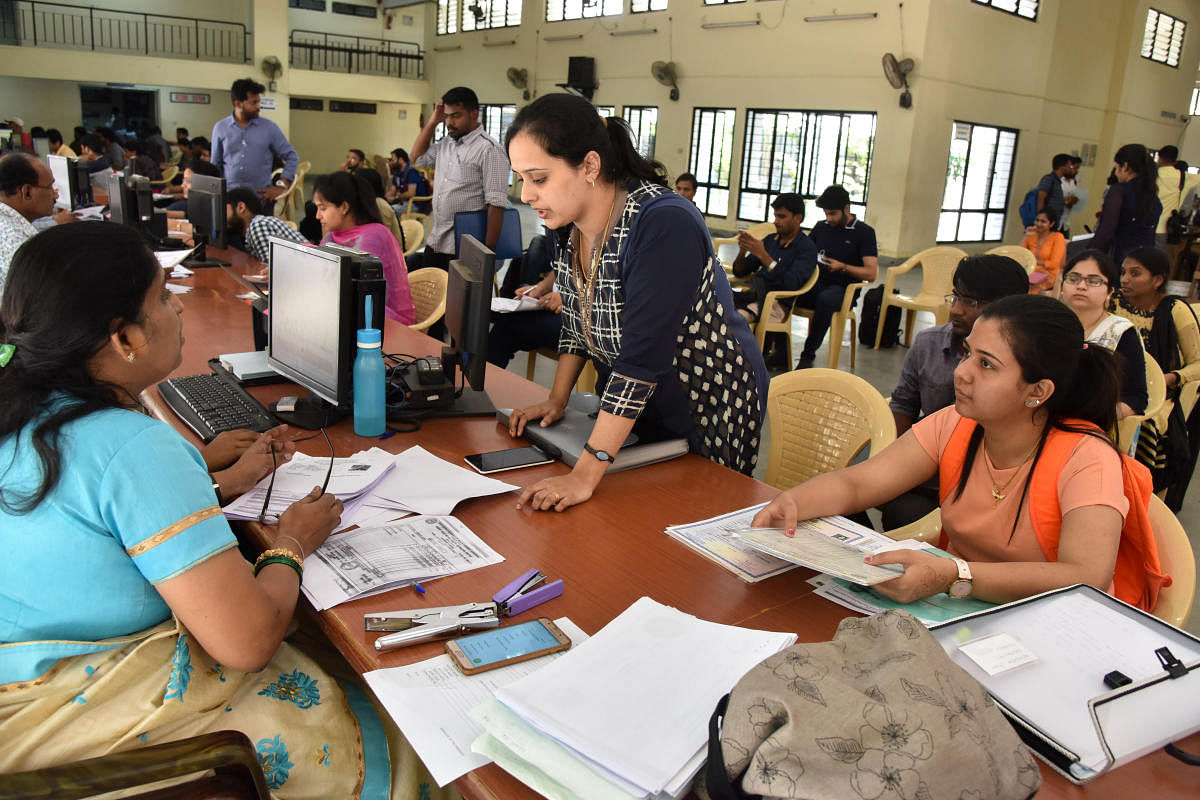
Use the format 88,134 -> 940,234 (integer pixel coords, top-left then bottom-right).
445,618 -> 571,675
463,445 -> 554,474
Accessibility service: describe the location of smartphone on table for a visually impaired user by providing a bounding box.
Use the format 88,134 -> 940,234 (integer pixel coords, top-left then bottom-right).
445,618 -> 572,675
464,445 -> 554,474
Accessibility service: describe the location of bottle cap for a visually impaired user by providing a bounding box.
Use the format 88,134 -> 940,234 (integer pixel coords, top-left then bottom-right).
357,328 -> 382,347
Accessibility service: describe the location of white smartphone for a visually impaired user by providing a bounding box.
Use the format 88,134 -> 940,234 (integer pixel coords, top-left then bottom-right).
445,618 -> 572,675
464,445 -> 554,474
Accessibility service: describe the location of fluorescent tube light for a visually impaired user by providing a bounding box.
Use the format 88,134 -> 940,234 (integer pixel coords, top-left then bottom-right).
544,33 -> 583,42
700,16 -> 760,29
432,44 -> 462,52
611,28 -> 657,37
482,39 -> 517,47
803,12 -> 878,22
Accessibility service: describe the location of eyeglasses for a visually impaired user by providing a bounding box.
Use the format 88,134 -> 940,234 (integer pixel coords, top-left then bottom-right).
1063,273 -> 1108,288
944,293 -> 985,309
258,428 -> 334,524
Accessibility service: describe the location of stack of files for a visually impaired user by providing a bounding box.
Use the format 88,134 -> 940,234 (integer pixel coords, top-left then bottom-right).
301,515 -> 504,610
470,596 -> 797,799
221,445 -> 518,530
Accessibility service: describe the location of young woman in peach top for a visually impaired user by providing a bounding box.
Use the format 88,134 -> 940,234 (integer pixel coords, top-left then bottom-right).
1021,207 -> 1067,293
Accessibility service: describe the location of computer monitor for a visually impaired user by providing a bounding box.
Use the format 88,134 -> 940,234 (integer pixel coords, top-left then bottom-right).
31,138 -> 49,157
183,173 -> 230,268
444,234 -> 496,392
106,172 -> 153,228
266,237 -> 386,429
47,154 -> 93,210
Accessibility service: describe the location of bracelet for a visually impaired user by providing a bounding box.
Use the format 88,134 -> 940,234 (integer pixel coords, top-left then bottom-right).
273,534 -> 305,560
211,481 -> 224,506
253,548 -> 303,579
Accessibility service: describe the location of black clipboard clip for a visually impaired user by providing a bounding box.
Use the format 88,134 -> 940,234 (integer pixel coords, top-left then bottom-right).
1156,647 -> 1187,679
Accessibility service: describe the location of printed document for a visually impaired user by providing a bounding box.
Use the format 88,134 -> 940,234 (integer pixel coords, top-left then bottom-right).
663,503 -> 796,582
301,516 -> 504,610
491,295 -> 542,313
363,618 -> 587,787
731,520 -> 908,585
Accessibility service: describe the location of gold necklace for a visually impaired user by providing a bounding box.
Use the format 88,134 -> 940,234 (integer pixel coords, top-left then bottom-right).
572,191 -> 621,350
981,438 -> 1041,507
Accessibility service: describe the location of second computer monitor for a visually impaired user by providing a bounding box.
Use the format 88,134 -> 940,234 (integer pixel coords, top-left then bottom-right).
186,173 -> 227,249
444,234 -> 496,391
47,154 -> 93,210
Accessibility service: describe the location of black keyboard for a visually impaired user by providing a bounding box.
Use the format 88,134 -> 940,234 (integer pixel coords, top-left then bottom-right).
158,371 -> 277,442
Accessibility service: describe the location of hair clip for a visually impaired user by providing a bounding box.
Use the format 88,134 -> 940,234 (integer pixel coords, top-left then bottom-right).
0,343 -> 14,368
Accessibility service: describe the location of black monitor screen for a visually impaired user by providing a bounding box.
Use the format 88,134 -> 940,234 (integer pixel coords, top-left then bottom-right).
106,173 -> 152,228
186,173 -> 227,248
445,234 -> 496,391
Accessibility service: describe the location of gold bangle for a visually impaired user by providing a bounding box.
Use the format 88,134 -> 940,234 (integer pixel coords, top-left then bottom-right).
255,548 -> 303,568
273,535 -> 305,560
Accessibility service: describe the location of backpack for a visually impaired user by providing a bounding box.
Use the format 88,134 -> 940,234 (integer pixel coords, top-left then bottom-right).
857,284 -> 902,348
1019,188 -> 1039,227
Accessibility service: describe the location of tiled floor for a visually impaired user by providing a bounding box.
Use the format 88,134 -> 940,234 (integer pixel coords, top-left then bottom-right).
498,202 -> 1200,637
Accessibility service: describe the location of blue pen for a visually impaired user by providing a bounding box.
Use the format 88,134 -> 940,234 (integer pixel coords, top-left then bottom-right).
413,583 -> 426,596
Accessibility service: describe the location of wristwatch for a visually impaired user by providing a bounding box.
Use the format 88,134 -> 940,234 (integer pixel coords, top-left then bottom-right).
946,558 -> 973,598
583,442 -> 613,463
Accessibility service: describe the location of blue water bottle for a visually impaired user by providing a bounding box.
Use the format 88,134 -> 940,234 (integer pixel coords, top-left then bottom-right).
353,327 -> 386,436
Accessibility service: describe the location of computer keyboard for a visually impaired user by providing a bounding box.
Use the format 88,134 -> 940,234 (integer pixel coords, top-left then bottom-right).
157,371 -> 277,442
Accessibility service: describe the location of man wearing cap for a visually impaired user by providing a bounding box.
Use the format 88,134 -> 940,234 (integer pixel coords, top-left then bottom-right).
4,118 -> 32,152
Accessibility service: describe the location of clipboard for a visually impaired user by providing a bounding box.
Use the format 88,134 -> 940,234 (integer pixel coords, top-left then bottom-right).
929,584 -> 1200,783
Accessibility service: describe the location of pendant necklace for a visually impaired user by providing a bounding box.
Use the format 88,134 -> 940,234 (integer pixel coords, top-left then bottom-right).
572,190 -> 621,350
982,438 -> 1041,507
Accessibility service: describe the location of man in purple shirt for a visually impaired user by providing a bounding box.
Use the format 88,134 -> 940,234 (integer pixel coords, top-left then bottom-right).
210,78 -> 299,212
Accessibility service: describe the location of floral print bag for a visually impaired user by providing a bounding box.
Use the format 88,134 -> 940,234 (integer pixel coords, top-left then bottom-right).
697,610 -> 1041,800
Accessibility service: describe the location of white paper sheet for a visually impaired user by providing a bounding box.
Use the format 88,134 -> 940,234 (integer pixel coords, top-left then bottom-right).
731,519 -> 908,585
154,248 -> 197,270
494,596 -> 796,795
368,445 -> 518,516
164,282 -> 191,294
663,503 -> 796,582
490,295 -> 542,313
300,516 -> 504,610
363,618 -> 588,787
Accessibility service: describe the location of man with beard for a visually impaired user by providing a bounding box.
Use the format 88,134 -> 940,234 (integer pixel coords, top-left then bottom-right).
224,186 -> 308,264
409,86 -> 510,270
211,78 -> 299,213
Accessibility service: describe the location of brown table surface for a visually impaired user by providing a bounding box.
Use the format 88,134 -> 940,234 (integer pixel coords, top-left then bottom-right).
149,256 -> 1199,800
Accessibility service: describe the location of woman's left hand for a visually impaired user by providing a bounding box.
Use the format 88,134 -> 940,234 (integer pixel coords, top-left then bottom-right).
201,429 -> 261,471
865,550 -> 959,605
516,472 -> 596,512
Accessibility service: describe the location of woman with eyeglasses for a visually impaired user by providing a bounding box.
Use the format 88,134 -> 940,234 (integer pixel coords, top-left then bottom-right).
1115,246 -> 1200,507
754,294 -> 1164,610
1056,249 -> 1147,422
0,223 -> 432,797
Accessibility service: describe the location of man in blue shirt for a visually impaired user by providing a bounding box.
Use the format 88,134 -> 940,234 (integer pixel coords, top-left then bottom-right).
386,148 -> 432,214
731,193 -> 817,366
1035,154 -> 1070,229
795,184 -> 878,369
210,78 -> 299,212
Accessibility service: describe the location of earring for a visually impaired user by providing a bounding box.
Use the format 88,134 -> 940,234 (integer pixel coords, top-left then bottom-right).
590,179 -> 596,189
127,352 -> 136,363
1024,399 -> 1035,407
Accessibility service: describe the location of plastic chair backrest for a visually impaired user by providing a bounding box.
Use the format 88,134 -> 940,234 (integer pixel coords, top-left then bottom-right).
1147,494 -> 1195,627
764,368 -> 896,490
908,246 -> 967,297
400,218 -> 425,257
407,267 -> 448,332
984,244 -> 1037,274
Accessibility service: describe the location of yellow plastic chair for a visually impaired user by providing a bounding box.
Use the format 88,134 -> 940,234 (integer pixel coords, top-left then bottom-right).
272,161 -> 308,221
753,266 -> 820,367
148,164 -> 178,189
1116,358 -> 1167,456
794,280 -> 872,370
712,221 -> 775,283
406,268 -> 448,333
524,348 -> 598,394
400,218 -> 425,258
763,368 -> 896,490
1147,494 -> 1196,628
984,244 -> 1037,275
376,197 -> 404,250
874,246 -> 968,350
883,509 -> 943,544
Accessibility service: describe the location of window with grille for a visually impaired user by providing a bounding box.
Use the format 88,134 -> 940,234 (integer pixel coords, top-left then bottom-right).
461,0 -> 522,31
971,0 -> 1037,21
479,104 -> 517,144
631,0 -> 668,11
546,0 -> 621,22
623,105 -> 658,159
595,106 -> 616,117
738,109 -> 876,226
1142,8 -> 1186,67
938,121 -> 1019,243
688,108 -> 737,217
437,0 -> 459,34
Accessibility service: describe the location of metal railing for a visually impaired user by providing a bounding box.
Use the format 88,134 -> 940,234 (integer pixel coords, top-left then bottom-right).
289,30 -> 423,80
0,1 -> 252,64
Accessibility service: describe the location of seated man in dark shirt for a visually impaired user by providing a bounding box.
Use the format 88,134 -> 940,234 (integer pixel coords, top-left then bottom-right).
794,184 -> 878,369
78,134 -> 110,173
731,193 -> 817,367
387,147 -> 433,215
880,253 -> 1030,528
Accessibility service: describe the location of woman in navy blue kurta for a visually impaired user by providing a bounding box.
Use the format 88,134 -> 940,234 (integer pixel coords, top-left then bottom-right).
506,94 -> 768,511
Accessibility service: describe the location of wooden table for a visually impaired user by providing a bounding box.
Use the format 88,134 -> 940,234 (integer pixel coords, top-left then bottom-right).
151,258 -> 1200,800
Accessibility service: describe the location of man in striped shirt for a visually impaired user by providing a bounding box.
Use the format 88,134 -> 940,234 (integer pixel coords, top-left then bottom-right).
409,86 -> 510,269
225,186 -> 309,264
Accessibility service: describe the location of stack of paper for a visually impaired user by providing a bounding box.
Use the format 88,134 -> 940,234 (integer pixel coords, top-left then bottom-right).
363,617 -> 589,787
491,295 -> 542,313
472,597 -> 797,799
301,515 -> 505,610
221,445 -> 518,531
663,503 -> 797,583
